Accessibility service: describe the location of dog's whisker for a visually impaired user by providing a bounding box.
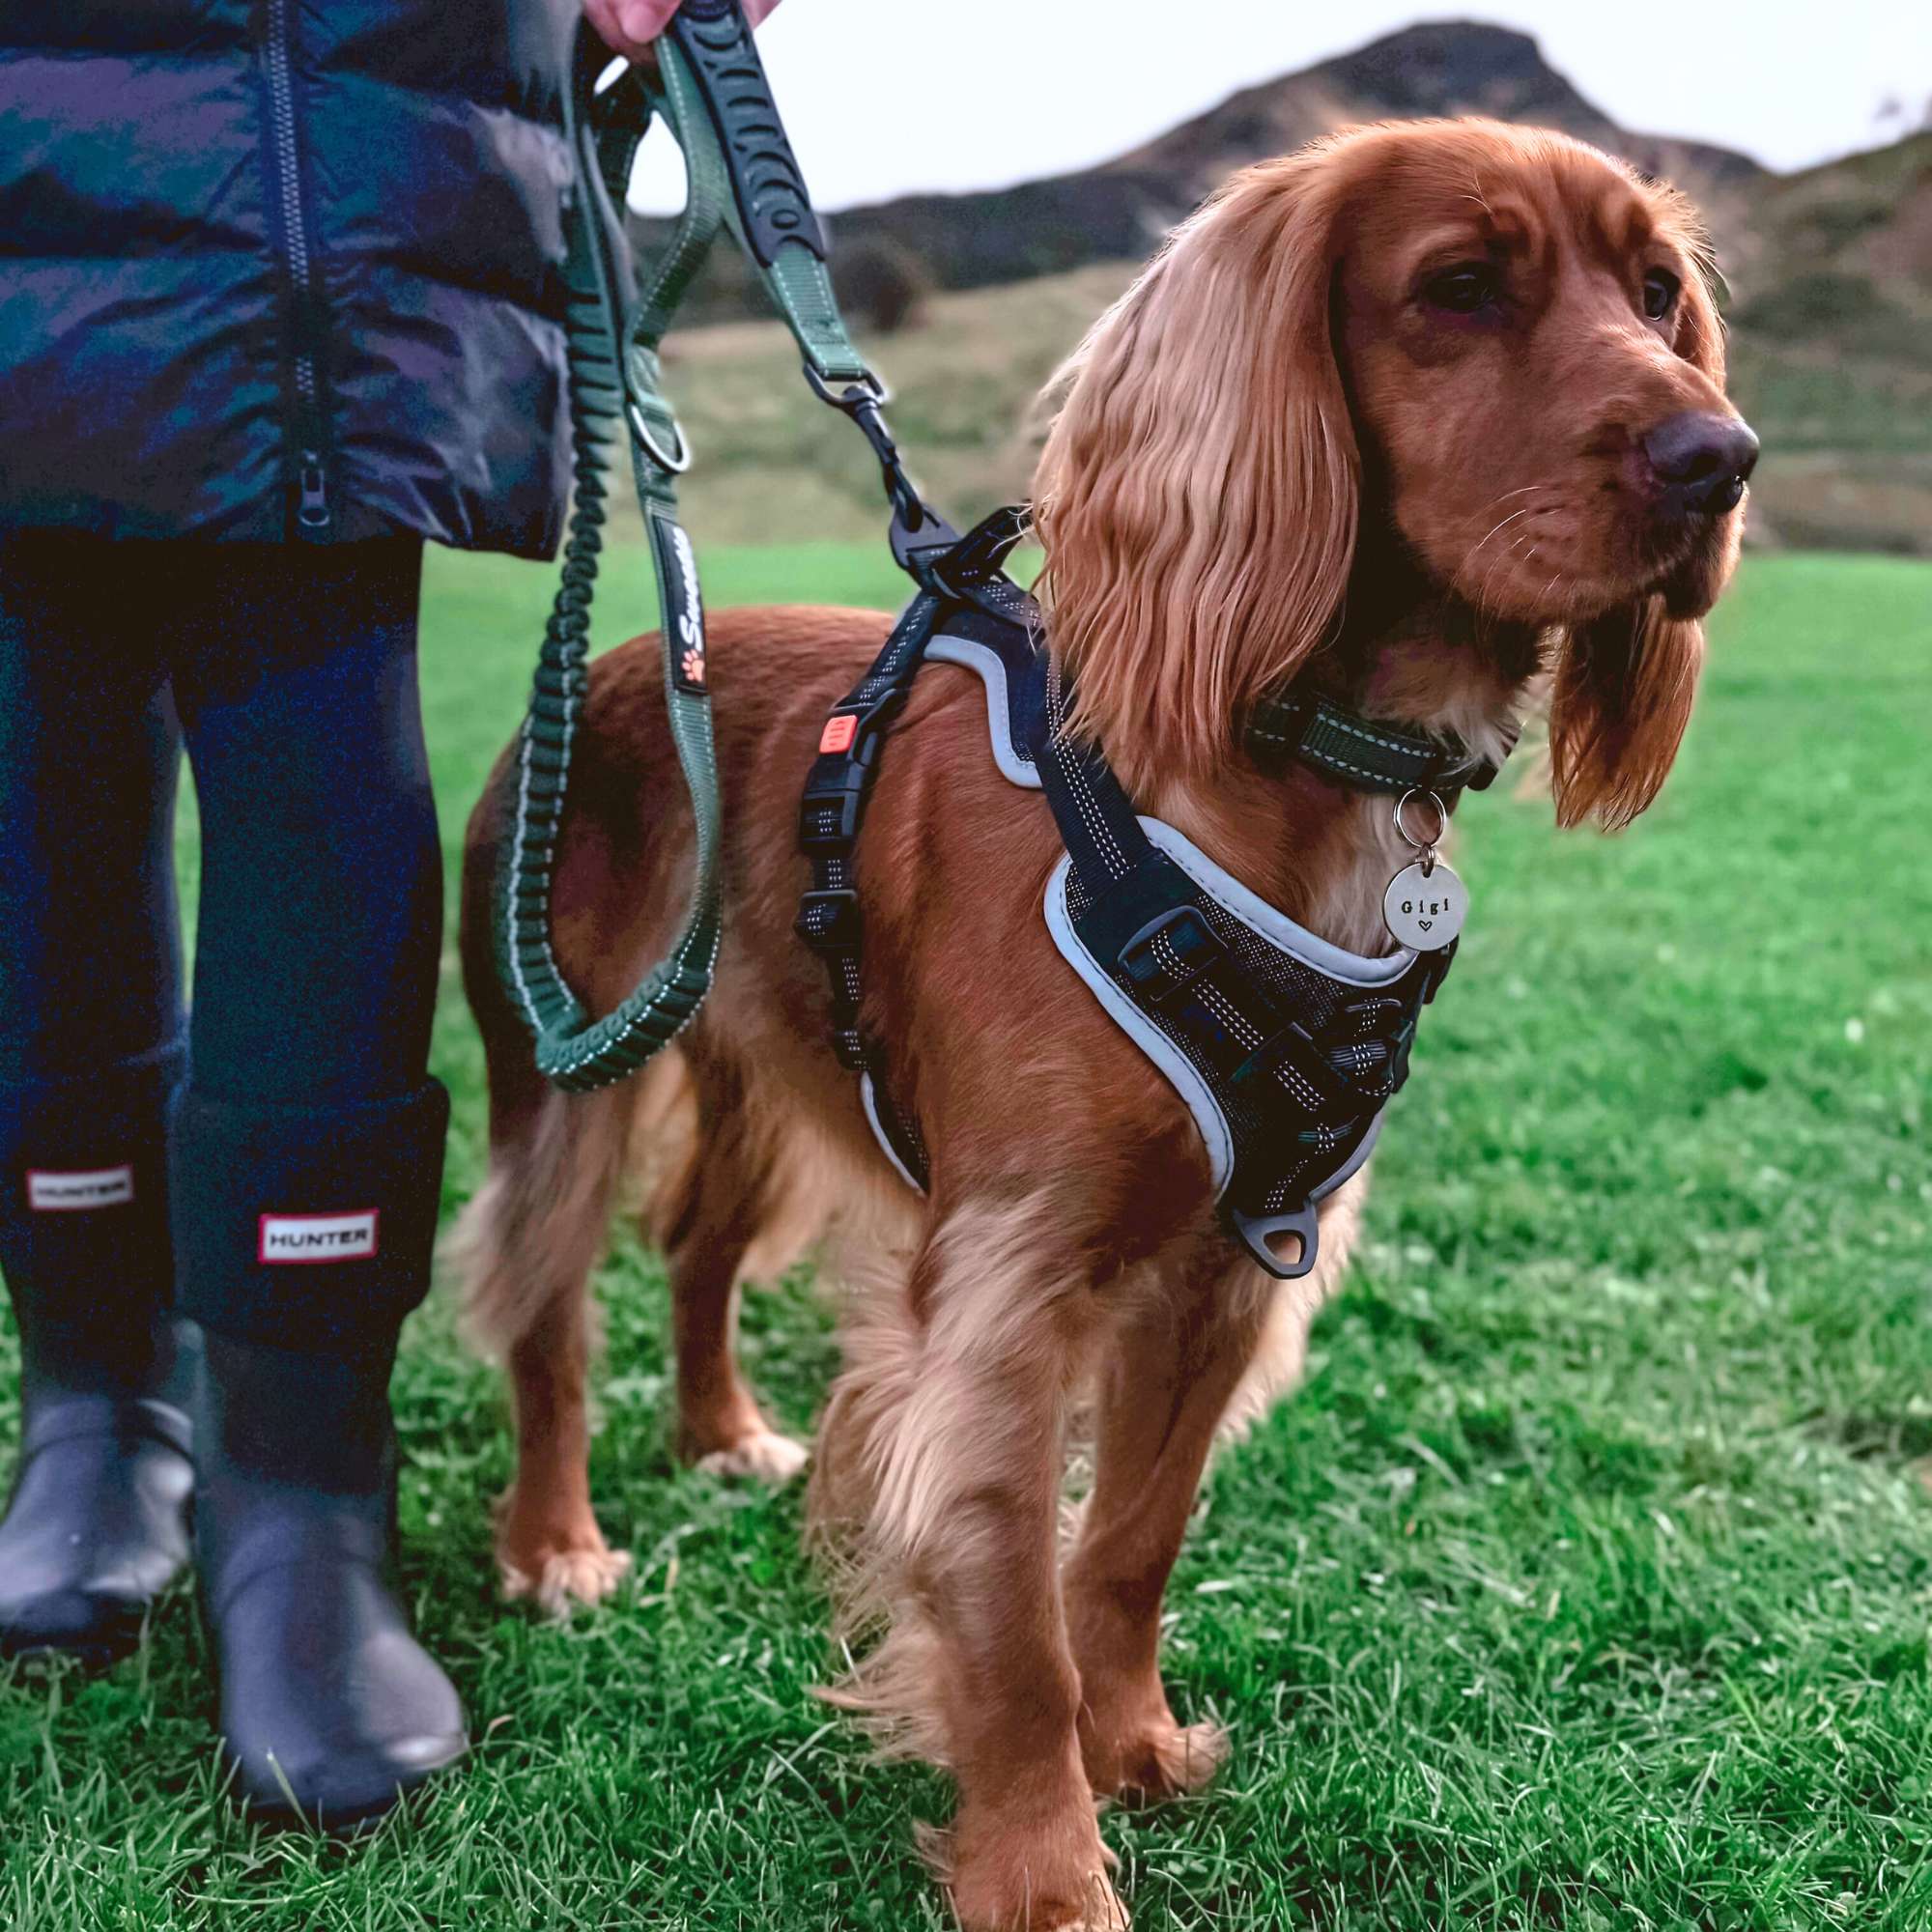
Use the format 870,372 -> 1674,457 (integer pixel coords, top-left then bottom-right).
1454,501 -> 1542,595
1471,522 -> 1540,617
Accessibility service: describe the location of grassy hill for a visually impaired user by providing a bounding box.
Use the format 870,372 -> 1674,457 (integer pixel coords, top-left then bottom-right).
649,228 -> 1931,559
1725,133 -> 1932,554
644,263 -> 1127,546
641,22 -> 1931,555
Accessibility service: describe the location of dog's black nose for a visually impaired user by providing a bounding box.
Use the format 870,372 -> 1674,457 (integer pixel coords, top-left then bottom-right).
1641,411 -> 1760,513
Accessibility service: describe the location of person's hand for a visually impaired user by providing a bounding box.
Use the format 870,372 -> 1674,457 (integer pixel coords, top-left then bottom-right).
584,0 -> 781,63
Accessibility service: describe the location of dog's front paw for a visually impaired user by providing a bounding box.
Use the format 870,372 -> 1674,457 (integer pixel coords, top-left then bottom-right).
945,1844 -> 1128,1932
499,1543 -> 635,1618
495,1493 -> 634,1617
937,1801 -> 1127,1932
694,1428 -> 810,1485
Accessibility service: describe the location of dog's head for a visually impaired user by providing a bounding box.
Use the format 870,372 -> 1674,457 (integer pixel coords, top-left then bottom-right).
1033,118 -> 1755,827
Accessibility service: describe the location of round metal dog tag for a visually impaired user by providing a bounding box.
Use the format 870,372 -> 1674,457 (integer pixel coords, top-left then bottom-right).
1383,861 -> 1467,951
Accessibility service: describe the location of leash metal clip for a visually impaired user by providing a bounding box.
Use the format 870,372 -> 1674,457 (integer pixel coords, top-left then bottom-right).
801,364 -> 893,412
801,362 -> 966,581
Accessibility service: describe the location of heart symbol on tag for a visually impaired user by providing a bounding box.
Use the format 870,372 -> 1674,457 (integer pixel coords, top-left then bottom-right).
1418,919 -> 1433,931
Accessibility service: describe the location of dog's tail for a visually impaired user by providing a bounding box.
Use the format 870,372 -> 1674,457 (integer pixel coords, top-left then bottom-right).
446,758 -> 670,1363
446,1078 -> 642,1363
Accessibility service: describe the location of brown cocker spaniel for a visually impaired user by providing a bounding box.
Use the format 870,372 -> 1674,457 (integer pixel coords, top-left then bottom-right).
453,119 -> 1756,1932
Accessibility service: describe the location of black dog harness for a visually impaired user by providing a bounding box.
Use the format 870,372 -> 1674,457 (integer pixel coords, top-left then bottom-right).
506,8 -> 1499,1283
798,509 -> 1495,1279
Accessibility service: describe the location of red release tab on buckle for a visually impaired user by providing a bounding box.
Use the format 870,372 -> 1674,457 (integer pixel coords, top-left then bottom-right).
819,714 -> 859,755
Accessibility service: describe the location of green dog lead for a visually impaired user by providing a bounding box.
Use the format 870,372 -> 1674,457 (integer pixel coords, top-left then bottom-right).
499,0 -> 933,1093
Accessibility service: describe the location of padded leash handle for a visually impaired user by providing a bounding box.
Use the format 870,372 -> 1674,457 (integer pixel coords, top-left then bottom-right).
668,0 -> 826,270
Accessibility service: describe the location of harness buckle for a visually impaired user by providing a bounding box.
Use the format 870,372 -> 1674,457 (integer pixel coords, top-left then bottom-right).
798,767 -> 867,852
798,690 -> 906,853
892,505 -> 967,586
1230,1022 -> 1358,1111
1118,906 -> 1226,1004
795,888 -> 862,955
916,509 -> 1033,603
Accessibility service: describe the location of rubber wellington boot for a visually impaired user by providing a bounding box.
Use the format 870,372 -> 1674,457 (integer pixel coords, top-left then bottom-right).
192,1327 -> 466,1827
0,1359 -> 193,1664
170,1081 -> 464,1828
0,1047 -> 194,1662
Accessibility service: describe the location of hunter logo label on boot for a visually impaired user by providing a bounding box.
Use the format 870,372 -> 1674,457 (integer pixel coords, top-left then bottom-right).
26,1165 -> 135,1211
258,1209 -> 381,1264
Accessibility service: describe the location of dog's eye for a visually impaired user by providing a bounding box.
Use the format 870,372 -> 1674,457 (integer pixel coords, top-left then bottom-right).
1642,269 -> 1680,320
1421,262 -> 1502,314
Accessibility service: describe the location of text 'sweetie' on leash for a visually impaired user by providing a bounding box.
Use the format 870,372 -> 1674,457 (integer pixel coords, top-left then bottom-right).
497,0 -> 962,1094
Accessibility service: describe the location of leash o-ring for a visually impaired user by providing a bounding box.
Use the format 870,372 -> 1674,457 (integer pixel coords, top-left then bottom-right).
628,400 -> 692,474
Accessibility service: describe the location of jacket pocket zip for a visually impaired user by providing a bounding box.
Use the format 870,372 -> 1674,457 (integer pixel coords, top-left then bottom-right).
264,0 -> 334,538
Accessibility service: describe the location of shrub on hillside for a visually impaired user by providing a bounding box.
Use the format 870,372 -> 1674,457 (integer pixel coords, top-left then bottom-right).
833,237 -> 933,334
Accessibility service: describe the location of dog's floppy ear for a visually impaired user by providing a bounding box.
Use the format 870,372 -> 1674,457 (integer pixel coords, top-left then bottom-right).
1031,147 -> 1358,794
1548,250 -> 1731,831
1548,597 -> 1704,830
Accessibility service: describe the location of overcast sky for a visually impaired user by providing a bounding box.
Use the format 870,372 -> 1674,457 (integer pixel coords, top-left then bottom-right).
633,1 -> 1928,212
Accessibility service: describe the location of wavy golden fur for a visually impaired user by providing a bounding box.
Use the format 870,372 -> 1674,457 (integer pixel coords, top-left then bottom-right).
451,120 -> 1753,1930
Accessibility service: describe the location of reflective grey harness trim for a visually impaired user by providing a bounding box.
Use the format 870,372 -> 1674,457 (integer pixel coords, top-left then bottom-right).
925,632 -> 1042,789
861,1070 -> 926,1193
867,637 -> 1418,1246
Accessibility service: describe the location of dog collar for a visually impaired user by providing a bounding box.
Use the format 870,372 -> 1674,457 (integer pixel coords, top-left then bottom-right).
1245,689 -> 1501,795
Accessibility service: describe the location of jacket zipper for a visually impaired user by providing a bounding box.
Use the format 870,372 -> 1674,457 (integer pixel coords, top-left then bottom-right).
263,0 -> 334,539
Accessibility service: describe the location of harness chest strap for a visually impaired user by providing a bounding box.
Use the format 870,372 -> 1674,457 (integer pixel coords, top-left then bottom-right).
795,513 -> 1038,1187
1026,648 -> 1455,1278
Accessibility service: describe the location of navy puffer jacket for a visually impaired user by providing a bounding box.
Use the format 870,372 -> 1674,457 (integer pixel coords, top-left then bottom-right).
0,0 -> 578,555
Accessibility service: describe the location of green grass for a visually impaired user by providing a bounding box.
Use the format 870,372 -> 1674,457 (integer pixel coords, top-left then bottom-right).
4,547 -> 1930,1930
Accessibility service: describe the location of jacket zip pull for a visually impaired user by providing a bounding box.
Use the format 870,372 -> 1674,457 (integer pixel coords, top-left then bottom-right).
298,448 -> 333,535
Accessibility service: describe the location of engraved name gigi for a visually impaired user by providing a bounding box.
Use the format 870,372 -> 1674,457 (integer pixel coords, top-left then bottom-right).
1383,855 -> 1466,952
